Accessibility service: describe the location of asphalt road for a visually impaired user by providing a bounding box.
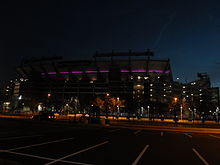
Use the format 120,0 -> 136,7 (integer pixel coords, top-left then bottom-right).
0,118 -> 220,165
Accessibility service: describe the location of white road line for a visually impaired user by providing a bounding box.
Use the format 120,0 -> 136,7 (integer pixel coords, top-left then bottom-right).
192,148 -> 210,165
184,133 -> 192,138
161,132 -> 164,137
132,145 -> 149,165
0,135 -> 42,141
45,141 -> 109,165
8,137 -> 74,151
1,150 -> 93,165
209,134 -> 220,139
134,130 -> 142,134
109,129 -> 120,132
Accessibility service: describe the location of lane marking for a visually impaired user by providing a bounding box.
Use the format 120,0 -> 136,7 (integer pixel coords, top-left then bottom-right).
45,141 -> 109,165
184,133 -> 192,138
8,137 -> 74,151
132,145 -> 149,165
109,129 -> 120,133
0,135 -> 42,141
161,132 -> 164,137
209,134 -> 220,139
192,148 -> 210,165
134,130 -> 142,135
1,150 -> 92,165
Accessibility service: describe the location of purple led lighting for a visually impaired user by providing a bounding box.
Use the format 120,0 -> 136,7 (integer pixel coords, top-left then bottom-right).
148,70 -> 163,73
148,70 -> 170,73
85,71 -> 97,73
99,70 -> 109,73
60,72 -> 69,74
72,71 -> 83,74
42,69 -> 171,75
121,70 -> 130,73
48,72 -> 57,75
131,70 -> 146,73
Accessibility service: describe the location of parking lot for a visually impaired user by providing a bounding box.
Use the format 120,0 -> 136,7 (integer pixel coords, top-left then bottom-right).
1,119 -> 220,165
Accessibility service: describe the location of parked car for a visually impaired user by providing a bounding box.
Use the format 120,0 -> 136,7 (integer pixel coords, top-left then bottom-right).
31,111 -> 55,120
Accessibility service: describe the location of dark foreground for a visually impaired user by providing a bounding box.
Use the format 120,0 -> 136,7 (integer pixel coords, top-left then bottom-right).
0,118 -> 220,165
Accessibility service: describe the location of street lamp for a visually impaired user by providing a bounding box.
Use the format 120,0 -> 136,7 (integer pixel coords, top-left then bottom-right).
180,105 -> 183,120
173,97 -> 178,121
147,106 -> 150,119
216,107 -> 219,122
174,97 -> 178,103
117,97 -> 120,114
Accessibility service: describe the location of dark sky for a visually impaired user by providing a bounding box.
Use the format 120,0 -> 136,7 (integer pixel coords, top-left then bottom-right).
1,0 -> 220,87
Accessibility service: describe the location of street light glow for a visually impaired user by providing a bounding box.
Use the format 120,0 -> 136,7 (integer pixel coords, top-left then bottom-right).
174,97 -> 178,102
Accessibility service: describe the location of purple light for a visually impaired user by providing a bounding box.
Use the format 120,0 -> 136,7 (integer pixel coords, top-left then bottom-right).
42,69 -> 171,75
149,70 -> 163,73
99,70 -> 109,73
132,70 -> 146,73
60,72 -> 69,74
148,70 -> 170,73
72,71 -> 83,74
48,72 -> 57,75
85,71 -> 97,73
121,69 -> 130,73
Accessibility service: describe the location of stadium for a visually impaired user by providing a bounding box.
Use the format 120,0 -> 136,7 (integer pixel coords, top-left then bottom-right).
14,50 -> 173,115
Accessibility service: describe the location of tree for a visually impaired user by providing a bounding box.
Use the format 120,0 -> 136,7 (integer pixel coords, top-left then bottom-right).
93,96 -> 125,118
91,97 -> 104,117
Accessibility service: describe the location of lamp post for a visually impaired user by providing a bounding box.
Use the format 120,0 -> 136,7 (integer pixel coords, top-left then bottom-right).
216,107 -> 219,122
105,93 -> 110,118
147,105 -> 150,119
117,97 -> 120,114
180,105 -> 183,120
173,97 -> 178,122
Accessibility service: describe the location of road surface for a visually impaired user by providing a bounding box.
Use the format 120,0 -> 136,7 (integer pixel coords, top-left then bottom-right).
0,118 -> 220,165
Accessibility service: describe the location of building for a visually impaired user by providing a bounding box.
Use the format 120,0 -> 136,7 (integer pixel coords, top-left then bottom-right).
171,73 -> 219,120
14,51 -> 173,114
7,51 -> 218,120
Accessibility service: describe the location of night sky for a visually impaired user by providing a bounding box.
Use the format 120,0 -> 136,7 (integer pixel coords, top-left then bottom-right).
1,0 -> 220,87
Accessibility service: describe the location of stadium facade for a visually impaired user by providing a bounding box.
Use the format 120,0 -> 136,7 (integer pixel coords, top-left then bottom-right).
13,51 -> 173,113
1,51 -> 218,120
